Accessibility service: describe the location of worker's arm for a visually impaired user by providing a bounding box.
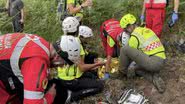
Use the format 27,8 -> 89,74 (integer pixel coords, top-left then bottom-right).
105,55 -> 112,72
78,56 -> 105,72
140,0 -> 145,24
67,0 -> 92,14
141,0 -> 145,17
174,0 -> 179,13
105,36 -> 115,72
168,0 -> 179,27
20,9 -> 24,23
21,57 -> 56,104
17,0 -> 24,23
67,3 -> 83,14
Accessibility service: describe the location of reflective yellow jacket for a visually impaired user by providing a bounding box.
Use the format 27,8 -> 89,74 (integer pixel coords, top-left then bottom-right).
57,39 -> 85,80
129,27 -> 166,59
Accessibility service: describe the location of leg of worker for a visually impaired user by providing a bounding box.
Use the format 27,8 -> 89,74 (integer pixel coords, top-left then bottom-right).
151,9 -> 165,38
122,46 -> 165,72
65,78 -> 103,102
12,17 -> 23,32
145,9 -> 153,30
119,47 -> 132,74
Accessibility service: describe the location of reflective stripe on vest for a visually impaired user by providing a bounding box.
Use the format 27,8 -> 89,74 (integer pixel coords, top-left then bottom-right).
10,34 -> 49,83
130,27 -> 166,59
132,32 -> 158,49
24,90 -> 44,99
145,0 -> 166,3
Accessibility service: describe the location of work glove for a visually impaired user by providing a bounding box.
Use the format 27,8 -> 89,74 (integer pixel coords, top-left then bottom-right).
140,15 -> 145,26
168,11 -> 178,27
102,72 -> 110,80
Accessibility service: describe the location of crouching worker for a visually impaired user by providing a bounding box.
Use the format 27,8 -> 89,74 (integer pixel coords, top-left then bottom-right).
0,33 -> 81,104
99,19 -> 124,79
119,14 -> 166,93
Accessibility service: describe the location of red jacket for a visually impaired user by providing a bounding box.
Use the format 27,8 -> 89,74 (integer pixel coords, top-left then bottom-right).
0,33 -> 54,104
145,0 -> 166,9
100,19 -> 123,56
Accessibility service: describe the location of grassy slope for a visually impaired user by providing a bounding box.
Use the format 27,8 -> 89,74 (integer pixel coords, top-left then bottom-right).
0,0 -> 184,51
0,0 -> 62,42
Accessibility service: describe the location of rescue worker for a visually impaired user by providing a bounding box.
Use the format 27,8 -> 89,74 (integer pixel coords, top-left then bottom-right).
62,16 -> 80,35
99,19 -> 124,79
6,0 -> 24,32
0,33 -> 81,104
57,17 -> 105,103
67,0 -> 93,22
119,14 -> 166,93
140,0 -> 179,38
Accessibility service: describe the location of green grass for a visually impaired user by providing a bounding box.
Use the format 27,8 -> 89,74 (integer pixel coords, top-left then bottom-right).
0,0 -> 184,43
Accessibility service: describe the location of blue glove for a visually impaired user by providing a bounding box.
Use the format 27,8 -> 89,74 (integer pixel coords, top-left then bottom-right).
140,15 -> 145,22
102,72 -> 110,80
172,12 -> 178,23
168,11 -> 178,27
140,15 -> 145,26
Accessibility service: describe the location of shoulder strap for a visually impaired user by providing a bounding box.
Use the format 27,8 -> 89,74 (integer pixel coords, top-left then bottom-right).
64,0 -> 67,11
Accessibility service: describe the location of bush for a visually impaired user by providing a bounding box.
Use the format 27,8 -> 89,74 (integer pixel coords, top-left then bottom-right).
0,0 -> 184,42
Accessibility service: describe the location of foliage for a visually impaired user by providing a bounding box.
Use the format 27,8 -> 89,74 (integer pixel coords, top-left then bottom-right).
0,0 -> 184,43
0,0 -> 62,42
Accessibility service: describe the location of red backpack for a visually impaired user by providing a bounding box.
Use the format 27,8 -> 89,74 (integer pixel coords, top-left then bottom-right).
100,18 -> 123,41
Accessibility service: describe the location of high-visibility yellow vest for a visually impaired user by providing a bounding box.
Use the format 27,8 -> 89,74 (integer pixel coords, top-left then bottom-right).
57,64 -> 83,80
129,27 -> 166,59
57,39 -> 85,80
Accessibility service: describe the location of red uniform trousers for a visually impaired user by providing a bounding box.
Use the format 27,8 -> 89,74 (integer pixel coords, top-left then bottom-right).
146,8 -> 165,38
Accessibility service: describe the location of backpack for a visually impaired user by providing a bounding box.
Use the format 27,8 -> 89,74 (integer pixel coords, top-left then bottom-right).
117,89 -> 149,104
100,19 -> 123,57
101,19 -> 123,39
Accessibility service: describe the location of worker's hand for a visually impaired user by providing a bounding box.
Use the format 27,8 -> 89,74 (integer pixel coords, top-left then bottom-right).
47,84 -> 56,97
140,15 -> 145,22
81,0 -> 93,8
20,19 -> 24,24
96,60 -> 106,66
140,15 -> 145,26
171,11 -> 178,23
168,11 -> 178,27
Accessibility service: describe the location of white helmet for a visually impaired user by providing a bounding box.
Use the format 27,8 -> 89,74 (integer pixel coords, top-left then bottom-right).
120,32 -> 130,47
60,35 -> 81,64
62,17 -> 80,33
79,25 -> 93,38
54,35 -> 81,65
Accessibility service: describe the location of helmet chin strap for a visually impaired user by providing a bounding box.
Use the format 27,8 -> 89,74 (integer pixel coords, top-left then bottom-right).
52,42 -> 74,65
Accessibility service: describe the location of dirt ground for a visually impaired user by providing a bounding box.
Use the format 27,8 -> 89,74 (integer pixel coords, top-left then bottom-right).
80,54 -> 185,104
79,34 -> 185,104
